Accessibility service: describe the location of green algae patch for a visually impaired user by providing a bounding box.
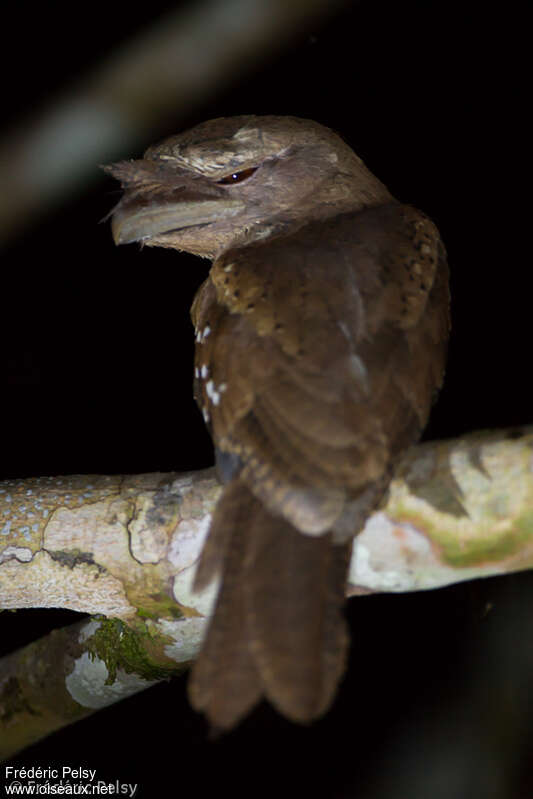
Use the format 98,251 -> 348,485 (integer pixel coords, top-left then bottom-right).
122,575 -> 185,622
86,618 -> 182,684
133,590 -> 184,621
390,503 -> 533,569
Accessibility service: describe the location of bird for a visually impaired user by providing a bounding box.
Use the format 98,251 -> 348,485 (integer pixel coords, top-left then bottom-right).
105,115 -> 449,731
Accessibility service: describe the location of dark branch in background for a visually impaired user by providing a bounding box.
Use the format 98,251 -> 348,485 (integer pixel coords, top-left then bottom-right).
0,0 -> 349,244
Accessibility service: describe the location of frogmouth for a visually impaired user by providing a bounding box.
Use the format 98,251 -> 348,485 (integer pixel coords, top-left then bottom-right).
105,115 -> 449,730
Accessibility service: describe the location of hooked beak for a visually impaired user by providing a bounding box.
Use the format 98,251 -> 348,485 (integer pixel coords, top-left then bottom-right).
110,193 -> 245,245
104,160 -> 245,245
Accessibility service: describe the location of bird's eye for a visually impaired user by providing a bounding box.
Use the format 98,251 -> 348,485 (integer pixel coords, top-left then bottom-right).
217,167 -> 258,185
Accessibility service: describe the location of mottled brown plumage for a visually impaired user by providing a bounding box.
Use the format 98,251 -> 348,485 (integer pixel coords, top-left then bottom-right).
105,115 -> 449,729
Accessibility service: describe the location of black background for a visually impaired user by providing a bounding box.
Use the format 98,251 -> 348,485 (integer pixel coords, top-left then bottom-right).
1,1 -> 531,796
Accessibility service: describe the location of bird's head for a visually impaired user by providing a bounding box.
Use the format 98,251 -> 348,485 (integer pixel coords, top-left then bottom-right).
105,115 -> 392,258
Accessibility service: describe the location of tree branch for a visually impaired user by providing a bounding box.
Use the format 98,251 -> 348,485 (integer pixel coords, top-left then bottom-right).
1,426 -> 532,756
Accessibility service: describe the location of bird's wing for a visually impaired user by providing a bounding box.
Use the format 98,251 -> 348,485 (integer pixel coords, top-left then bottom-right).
191,203 -> 449,535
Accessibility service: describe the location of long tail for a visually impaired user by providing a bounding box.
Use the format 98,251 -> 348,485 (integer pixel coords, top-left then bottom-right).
188,479 -> 352,730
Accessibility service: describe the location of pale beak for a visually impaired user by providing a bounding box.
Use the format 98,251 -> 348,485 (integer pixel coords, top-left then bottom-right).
111,194 -> 245,245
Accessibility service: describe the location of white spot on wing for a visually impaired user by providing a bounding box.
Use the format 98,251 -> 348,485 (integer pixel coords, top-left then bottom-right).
196,326 -> 211,344
205,380 -> 221,406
